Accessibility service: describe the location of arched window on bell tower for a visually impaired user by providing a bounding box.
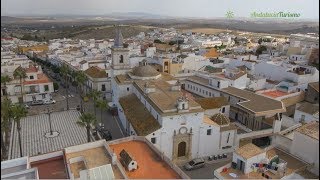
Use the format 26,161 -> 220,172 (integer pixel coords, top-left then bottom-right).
119,55 -> 124,63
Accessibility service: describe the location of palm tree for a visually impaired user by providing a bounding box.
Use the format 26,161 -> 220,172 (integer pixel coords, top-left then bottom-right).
1,75 -> 12,99
96,99 -> 108,125
1,98 -> 12,159
77,113 -> 97,142
11,104 -> 27,157
13,67 -> 26,104
60,64 -> 70,110
88,90 -> 101,117
75,71 -> 88,113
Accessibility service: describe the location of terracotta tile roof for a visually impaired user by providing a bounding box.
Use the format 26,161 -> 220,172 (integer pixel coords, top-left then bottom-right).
308,82 -> 319,92
211,113 -> 230,126
297,102 -> 319,115
204,48 -> 221,58
222,87 -> 285,115
262,90 -> 290,98
23,73 -> 51,85
119,94 -> 161,136
220,123 -> 238,132
235,143 -> 264,160
195,97 -> 228,110
84,66 -> 108,78
25,66 -> 38,73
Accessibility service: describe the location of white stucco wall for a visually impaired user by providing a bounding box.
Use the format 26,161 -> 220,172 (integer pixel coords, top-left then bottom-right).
291,132 -> 319,175
293,110 -> 319,123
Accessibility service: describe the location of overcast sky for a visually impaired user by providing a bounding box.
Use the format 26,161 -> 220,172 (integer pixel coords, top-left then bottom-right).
1,0 -> 319,19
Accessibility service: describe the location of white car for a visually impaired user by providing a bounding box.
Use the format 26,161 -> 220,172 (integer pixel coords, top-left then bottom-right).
43,99 -> 56,104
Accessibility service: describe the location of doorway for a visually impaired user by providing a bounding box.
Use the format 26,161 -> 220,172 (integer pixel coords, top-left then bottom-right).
237,159 -> 245,172
178,141 -> 186,157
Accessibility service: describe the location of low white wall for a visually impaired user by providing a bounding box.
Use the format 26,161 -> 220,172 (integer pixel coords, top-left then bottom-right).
213,162 -> 231,179
64,140 -> 106,154
1,156 -> 28,170
29,151 -> 64,163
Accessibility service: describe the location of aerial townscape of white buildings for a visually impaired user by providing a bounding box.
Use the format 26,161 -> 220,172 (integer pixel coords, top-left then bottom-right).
1,26 -> 319,179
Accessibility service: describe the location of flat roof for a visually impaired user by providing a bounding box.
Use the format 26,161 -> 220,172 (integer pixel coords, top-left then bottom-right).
235,143 -> 264,160
261,90 -> 290,98
1,157 -> 28,176
110,140 -> 180,179
65,146 -> 123,179
9,110 -> 87,159
221,147 -> 311,179
30,156 -> 68,179
297,102 -> 319,115
1,168 -> 38,179
295,121 -> 319,140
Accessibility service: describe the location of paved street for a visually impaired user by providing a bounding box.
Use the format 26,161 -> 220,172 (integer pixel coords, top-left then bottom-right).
27,69 -> 125,140
179,160 -> 231,179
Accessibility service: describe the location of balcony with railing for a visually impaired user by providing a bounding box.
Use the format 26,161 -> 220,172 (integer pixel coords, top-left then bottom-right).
25,89 -> 40,94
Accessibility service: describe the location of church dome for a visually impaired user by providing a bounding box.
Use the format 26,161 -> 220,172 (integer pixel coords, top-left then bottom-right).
211,113 -> 230,126
132,65 -> 160,77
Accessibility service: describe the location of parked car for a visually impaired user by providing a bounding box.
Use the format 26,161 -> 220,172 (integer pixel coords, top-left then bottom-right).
31,100 -> 44,106
184,158 -> 205,171
43,99 -> 56,104
24,104 -> 30,109
93,124 -> 112,141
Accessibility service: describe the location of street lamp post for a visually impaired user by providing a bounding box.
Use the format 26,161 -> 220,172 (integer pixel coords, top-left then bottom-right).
47,106 -> 53,135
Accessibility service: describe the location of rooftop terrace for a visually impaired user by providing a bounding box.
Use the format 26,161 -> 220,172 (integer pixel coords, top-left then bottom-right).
110,140 -> 181,179
261,90 -> 290,98
30,156 -> 68,179
65,146 -> 123,179
219,147 -> 311,179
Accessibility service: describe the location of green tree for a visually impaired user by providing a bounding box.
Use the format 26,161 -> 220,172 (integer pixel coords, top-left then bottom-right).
154,39 -> 162,44
258,38 -> 262,44
53,82 -> 59,91
168,41 -> 176,45
75,71 -> 88,113
11,104 -> 28,157
1,98 -> 12,158
13,67 -> 27,104
96,99 -> 108,124
1,75 -> 12,99
88,90 -> 101,119
77,113 -> 97,142
21,34 -> 33,41
60,64 -> 70,110
255,45 -> 267,56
